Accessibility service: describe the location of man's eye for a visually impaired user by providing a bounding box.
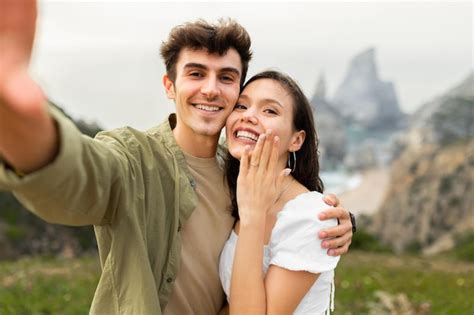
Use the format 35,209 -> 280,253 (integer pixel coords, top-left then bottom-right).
221,75 -> 234,82
190,72 -> 203,77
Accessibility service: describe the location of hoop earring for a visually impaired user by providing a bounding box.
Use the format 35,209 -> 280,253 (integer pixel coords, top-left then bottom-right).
287,151 -> 297,173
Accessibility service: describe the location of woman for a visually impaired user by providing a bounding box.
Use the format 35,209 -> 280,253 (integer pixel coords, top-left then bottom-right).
219,71 -> 339,314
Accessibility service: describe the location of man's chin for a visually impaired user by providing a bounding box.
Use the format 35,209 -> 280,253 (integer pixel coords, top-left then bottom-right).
193,124 -> 223,138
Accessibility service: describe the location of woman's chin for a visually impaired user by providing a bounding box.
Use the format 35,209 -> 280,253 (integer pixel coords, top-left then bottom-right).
228,144 -> 256,160
228,147 -> 243,160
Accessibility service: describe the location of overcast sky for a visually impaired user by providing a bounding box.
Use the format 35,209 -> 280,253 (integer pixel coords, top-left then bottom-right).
30,1 -> 472,129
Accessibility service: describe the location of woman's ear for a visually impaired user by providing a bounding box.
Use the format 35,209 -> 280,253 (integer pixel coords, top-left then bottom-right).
289,130 -> 306,152
163,74 -> 175,99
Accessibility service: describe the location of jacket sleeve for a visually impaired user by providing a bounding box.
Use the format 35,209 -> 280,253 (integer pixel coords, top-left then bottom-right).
0,105 -> 134,226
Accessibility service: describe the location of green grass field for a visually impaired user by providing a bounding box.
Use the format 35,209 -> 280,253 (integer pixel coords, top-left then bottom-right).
0,256 -> 100,315
0,251 -> 472,314
335,252 -> 473,314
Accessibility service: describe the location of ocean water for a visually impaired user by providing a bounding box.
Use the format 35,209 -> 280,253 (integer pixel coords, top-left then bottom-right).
320,171 -> 362,195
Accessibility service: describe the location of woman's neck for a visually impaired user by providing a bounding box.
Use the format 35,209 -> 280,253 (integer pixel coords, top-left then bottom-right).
267,176 -> 307,214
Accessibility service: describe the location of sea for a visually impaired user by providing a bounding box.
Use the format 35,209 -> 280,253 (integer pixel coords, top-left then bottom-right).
320,171 -> 362,195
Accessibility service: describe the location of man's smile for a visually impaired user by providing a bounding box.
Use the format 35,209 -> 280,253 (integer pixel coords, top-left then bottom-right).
193,103 -> 223,112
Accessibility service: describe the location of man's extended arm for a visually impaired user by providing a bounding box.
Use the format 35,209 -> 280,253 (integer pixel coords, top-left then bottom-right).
0,0 -> 129,227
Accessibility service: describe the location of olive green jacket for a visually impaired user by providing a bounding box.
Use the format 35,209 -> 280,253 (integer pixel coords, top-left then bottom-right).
0,107 -> 210,314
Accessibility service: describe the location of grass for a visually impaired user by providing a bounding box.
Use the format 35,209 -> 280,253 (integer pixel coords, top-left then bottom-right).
0,251 -> 473,314
0,255 -> 100,315
335,251 -> 474,314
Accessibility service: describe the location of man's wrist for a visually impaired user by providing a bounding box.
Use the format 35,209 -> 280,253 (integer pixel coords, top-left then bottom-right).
1,154 -> 25,178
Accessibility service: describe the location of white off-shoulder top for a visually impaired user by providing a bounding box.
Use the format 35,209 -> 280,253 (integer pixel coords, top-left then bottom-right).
219,191 -> 340,315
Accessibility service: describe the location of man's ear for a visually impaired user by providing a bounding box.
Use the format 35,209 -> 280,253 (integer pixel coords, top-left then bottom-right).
163,74 -> 175,99
289,130 -> 306,153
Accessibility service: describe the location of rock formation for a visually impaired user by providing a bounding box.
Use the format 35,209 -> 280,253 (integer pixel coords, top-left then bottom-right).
332,48 -> 404,130
310,75 -> 347,167
371,73 -> 474,254
408,72 -> 473,146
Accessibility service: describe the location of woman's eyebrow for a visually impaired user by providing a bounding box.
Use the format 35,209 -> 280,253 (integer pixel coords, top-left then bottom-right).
260,98 -> 283,108
238,95 -> 283,108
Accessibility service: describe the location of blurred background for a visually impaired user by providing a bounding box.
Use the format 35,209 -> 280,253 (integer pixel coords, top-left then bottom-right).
0,1 -> 472,314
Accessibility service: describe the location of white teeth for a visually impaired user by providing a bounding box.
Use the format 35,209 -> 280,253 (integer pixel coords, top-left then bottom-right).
195,104 -> 221,112
236,130 -> 259,142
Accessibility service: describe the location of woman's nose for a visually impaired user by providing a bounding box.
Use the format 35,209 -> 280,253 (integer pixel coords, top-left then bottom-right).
241,109 -> 258,124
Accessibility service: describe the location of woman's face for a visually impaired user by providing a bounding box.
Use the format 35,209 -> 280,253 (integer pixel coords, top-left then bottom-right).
226,79 -> 304,165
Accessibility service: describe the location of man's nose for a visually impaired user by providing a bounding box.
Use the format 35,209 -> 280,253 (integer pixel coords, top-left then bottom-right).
201,76 -> 220,99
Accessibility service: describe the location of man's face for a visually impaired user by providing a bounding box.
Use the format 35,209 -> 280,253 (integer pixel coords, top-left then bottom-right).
164,48 -> 242,138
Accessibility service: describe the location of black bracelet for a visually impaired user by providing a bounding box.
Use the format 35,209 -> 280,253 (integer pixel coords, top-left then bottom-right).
349,212 -> 356,234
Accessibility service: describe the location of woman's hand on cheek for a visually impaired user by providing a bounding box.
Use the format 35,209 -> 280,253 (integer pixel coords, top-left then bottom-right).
236,130 -> 288,226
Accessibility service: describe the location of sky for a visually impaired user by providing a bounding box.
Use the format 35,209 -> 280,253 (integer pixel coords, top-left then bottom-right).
30,1 -> 473,129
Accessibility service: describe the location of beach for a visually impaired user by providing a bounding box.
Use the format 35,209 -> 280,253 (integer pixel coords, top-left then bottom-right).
337,167 -> 391,216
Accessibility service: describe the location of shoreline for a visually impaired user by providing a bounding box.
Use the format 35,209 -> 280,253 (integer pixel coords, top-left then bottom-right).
336,167 -> 391,216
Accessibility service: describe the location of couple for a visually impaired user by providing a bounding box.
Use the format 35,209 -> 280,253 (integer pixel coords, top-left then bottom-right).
0,2 -> 354,314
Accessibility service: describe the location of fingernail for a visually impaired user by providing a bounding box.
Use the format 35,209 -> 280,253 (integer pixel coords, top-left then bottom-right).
321,241 -> 328,248
319,231 -> 327,239
323,195 -> 335,205
319,213 -> 326,220
328,249 -> 335,256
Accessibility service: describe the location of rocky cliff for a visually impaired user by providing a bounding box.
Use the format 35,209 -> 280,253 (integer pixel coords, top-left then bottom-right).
332,48 -> 404,130
310,75 -> 347,167
371,73 -> 474,254
408,72 -> 473,146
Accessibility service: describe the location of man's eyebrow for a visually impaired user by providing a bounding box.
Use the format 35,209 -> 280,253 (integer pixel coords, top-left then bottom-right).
183,63 -> 207,70
183,63 -> 240,76
221,67 -> 241,76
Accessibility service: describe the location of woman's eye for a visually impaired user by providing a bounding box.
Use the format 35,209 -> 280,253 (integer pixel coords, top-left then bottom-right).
264,108 -> 277,115
234,104 -> 247,110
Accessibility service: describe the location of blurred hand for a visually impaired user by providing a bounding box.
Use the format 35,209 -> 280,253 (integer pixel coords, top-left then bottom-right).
0,0 -> 56,173
0,0 -> 44,112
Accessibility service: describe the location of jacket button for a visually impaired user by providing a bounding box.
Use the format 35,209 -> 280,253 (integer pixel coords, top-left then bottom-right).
190,179 -> 196,189
166,277 -> 173,283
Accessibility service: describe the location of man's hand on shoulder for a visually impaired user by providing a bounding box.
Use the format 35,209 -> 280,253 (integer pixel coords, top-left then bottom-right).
318,194 -> 355,256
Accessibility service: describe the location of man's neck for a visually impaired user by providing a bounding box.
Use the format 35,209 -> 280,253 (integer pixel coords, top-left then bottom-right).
172,124 -> 220,158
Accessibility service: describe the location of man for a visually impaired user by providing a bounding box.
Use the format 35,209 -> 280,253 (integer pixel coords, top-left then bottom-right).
0,1 -> 354,314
